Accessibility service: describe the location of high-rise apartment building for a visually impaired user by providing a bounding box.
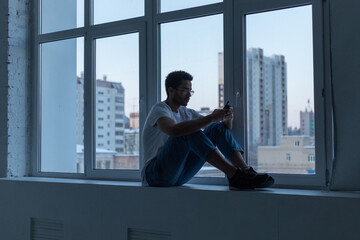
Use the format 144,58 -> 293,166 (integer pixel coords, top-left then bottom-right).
300,102 -> 315,136
76,76 -> 126,153
246,48 -> 288,166
218,49 -> 287,148
218,52 -> 224,108
247,48 -> 288,146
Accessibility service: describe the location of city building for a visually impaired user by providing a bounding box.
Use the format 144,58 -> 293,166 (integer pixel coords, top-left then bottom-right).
76,144 -> 117,172
76,75 -> 126,153
129,112 -> 139,129
246,48 -> 288,165
247,48 -> 288,146
257,135 -> 315,174
300,100 -> 315,136
218,52 -> 225,108
114,154 -> 139,169
124,128 -> 139,155
218,48 -> 287,147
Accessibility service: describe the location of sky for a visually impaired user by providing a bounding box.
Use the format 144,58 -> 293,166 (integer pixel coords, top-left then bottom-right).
71,1 -> 314,128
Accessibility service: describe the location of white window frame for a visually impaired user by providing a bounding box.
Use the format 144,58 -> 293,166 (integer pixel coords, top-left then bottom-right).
32,0 -> 147,180
32,0 -> 331,188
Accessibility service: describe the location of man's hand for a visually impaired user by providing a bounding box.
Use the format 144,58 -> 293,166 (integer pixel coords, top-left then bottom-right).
211,108 -> 231,122
223,107 -> 233,130
224,107 -> 233,120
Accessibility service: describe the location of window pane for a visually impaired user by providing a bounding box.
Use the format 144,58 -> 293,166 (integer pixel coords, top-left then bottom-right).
161,14 -> 224,177
245,5 -> 315,174
41,37 -> 84,173
94,0 -> 144,25
41,0 -> 84,34
95,33 -> 139,170
161,0 -> 222,13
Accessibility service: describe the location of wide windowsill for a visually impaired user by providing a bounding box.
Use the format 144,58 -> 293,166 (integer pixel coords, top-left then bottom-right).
1,177 -> 360,199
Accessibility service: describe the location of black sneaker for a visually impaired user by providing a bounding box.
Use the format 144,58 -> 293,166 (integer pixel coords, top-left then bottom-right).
243,167 -> 274,188
227,168 -> 269,190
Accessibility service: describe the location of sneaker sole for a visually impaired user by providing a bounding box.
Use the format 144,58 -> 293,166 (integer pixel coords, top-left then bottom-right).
255,176 -> 274,188
229,185 -> 254,190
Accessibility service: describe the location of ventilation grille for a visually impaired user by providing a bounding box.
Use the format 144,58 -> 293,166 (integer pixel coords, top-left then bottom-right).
128,228 -> 171,240
31,218 -> 64,240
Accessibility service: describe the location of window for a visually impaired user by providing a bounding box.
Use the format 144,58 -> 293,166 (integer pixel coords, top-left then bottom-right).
40,37 -> 84,173
95,33 -> 140,170
115,97 -> 123,103
160,14 -> 224,178
35,0 -> 327,187
35,0 -> 144,180
238,0 -> 326,186
308,154 -> 315,163
245,5 -> 315,175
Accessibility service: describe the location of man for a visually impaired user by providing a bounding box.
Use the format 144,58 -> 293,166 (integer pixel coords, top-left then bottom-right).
141,70 -> 274,189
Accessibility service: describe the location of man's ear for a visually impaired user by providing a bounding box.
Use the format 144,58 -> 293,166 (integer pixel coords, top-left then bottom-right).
168,87 -> 175,95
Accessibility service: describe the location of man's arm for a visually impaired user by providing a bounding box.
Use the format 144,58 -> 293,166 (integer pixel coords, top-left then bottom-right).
156,109 -> 228,137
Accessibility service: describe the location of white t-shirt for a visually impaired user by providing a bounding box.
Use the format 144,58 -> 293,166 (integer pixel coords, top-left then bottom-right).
141,101 -> 201,184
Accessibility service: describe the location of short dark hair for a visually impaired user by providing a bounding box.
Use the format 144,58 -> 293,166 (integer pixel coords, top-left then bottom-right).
165,71 -> 193,96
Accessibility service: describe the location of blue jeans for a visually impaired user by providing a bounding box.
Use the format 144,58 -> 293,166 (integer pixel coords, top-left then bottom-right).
145,122 -> 243,186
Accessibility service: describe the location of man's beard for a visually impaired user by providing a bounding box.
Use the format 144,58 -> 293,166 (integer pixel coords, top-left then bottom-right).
173,94 -> 187,106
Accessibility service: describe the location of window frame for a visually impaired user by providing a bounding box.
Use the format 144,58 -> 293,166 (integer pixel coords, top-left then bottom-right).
233,0 -> 328,187
32,0 -> 146,180
32,0 -> 331,188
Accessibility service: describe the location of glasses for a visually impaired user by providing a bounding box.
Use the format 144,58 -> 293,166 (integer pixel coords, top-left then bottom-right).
176,88 -> 194,96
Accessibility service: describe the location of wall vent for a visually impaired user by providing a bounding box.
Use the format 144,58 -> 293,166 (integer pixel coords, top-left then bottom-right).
128,228 -> 171,240
31,218 -> 64,240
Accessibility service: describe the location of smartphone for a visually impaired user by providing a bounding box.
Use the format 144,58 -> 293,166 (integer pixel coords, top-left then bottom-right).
224,100 -> 232,109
